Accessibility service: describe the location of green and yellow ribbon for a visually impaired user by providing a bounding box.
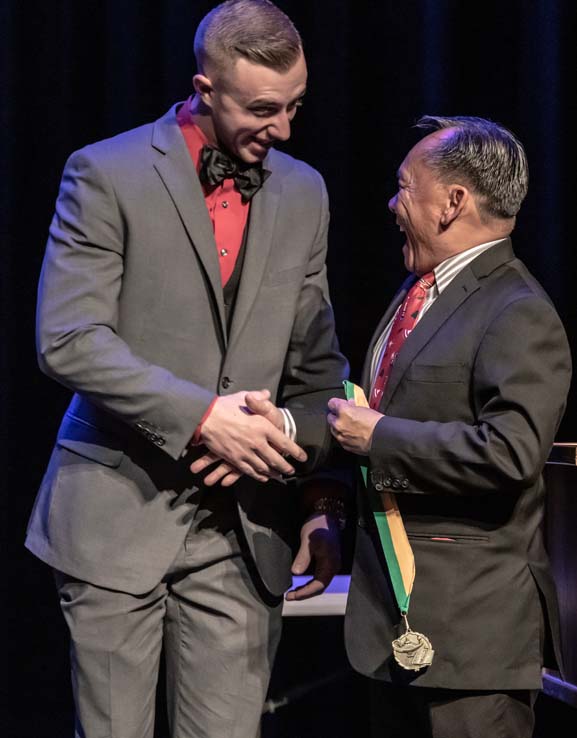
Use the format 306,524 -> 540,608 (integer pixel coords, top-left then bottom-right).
344,380 -> 415,614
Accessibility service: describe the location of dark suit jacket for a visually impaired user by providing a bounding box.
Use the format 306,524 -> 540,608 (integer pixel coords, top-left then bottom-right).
344,239 -> 571,690
26,103 -> 348,597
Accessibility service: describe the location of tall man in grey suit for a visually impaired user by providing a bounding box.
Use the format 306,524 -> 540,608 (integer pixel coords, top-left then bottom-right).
25,2 -> 348,736
327,117 -> 571,737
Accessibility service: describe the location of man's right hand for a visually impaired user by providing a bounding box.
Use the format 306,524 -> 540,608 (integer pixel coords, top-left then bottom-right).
191,390 -> 306,484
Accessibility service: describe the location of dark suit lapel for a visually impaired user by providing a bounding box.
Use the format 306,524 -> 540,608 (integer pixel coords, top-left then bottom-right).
151,105 -> 227,341
361,276 -> 415,394
380,266 -> 480,410
373,239 -> 515,410
226,152 -> 281,352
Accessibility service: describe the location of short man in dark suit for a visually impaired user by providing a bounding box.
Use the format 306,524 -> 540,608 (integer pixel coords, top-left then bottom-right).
25,2 -> 348,736
327,116 -> 571,738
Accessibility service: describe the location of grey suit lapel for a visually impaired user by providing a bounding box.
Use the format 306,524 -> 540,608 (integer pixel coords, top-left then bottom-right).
227,153 -> 281,352
151,105 -> 227,341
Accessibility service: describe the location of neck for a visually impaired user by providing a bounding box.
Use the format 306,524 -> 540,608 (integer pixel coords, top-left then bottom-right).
189,94 -> 218,148
440,222 -> 512,259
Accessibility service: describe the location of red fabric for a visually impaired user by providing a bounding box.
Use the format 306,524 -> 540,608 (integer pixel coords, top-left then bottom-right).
177,98 -> 249,287
370,272 -> 436,410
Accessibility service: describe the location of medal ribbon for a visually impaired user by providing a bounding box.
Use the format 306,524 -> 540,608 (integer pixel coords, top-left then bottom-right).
343,380 -> 415,614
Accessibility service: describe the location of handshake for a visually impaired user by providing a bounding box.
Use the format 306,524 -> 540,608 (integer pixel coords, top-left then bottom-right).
189,387 -> 384,486
189,389 -> 306,486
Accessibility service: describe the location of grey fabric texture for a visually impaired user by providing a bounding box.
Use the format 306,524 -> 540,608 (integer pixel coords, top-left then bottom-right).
26,103 -> 348,597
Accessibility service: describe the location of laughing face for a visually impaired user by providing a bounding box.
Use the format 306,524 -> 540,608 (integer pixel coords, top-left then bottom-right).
195,52 -> 307,164
388,132 -> 452,275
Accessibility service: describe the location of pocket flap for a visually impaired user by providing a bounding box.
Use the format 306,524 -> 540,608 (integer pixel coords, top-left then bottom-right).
57,415 -> 124,468
407,363 -> 468,383
56,438 -> 124,467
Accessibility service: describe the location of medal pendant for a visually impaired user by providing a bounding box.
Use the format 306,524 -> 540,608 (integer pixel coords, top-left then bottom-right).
392,615 -> 434,671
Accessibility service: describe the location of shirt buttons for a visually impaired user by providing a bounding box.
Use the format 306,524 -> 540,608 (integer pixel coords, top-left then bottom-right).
220,248 -> 228,256
221,376 -> 232,389
221,201 -> 229,208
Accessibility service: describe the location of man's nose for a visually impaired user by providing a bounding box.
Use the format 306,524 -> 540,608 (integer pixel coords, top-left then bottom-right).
269,112 -> 291,142
388,194 -> 397,213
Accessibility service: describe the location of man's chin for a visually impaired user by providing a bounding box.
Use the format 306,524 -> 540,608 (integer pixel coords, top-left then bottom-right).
236,152 -> 265,165
242,140 -> 273,163
216,140 -> 265,165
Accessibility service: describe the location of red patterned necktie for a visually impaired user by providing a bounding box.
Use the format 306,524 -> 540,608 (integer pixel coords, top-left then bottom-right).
370,271 -> 436,409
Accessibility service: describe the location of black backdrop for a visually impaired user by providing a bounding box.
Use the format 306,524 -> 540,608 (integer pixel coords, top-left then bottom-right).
2,2 -> 576,736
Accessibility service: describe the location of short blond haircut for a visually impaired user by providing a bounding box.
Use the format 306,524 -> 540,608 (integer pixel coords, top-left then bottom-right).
194,0 -> 302,76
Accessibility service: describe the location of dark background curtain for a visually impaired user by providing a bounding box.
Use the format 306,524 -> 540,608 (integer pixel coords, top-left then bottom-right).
2,2 -> 576,735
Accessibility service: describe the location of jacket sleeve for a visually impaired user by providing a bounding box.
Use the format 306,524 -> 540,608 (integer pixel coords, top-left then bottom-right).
36,147 -> 215,460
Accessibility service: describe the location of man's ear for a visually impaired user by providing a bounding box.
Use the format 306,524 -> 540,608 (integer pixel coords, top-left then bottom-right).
441,184 -> 469,227
193,73 -> 214,107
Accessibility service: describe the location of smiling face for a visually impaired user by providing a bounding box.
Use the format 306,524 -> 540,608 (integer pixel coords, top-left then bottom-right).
194,51 -> 307,163
388,132 -> 452,275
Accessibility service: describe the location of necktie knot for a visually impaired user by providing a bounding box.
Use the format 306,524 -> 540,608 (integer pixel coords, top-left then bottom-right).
199,145 -> 270,202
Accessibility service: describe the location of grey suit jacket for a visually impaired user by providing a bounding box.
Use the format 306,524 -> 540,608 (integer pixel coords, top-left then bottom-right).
26,104 -> 348,596
344,239 -> 572,690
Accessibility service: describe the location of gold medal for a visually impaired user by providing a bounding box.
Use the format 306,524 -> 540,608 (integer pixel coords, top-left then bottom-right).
392,615 -> 434,671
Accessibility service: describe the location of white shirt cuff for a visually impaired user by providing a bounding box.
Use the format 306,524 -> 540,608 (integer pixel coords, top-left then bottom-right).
279,408 -> 297,442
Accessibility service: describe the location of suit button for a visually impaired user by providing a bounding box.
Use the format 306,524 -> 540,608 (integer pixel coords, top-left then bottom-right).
383,477 -> 392,488
375,483 -> 384,492
401,479 -> 409,489
155,438 -> 166,447
221,376 -> 232,389
392,479 -> 401,489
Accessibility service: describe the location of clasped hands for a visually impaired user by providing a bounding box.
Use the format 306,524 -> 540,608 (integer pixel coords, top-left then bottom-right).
190,391 -> 384,487
190,389 -> 299,487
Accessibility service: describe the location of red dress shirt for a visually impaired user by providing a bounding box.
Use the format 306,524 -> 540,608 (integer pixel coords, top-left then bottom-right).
176,98 -> 249,286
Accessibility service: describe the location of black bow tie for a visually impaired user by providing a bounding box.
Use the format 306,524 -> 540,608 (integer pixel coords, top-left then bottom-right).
199,145 -> 270,202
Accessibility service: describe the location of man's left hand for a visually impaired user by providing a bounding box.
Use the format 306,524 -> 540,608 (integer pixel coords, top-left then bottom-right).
285,514 -> 341,601
190,390 -> 286,486
327,397 -> 383,455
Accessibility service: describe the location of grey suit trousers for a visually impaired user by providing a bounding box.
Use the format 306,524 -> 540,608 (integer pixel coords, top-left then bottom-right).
55,487 -> 283,738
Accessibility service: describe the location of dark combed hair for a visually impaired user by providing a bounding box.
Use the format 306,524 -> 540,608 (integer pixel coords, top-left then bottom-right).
416,115 -> 529,219
194,0 -> 302,75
